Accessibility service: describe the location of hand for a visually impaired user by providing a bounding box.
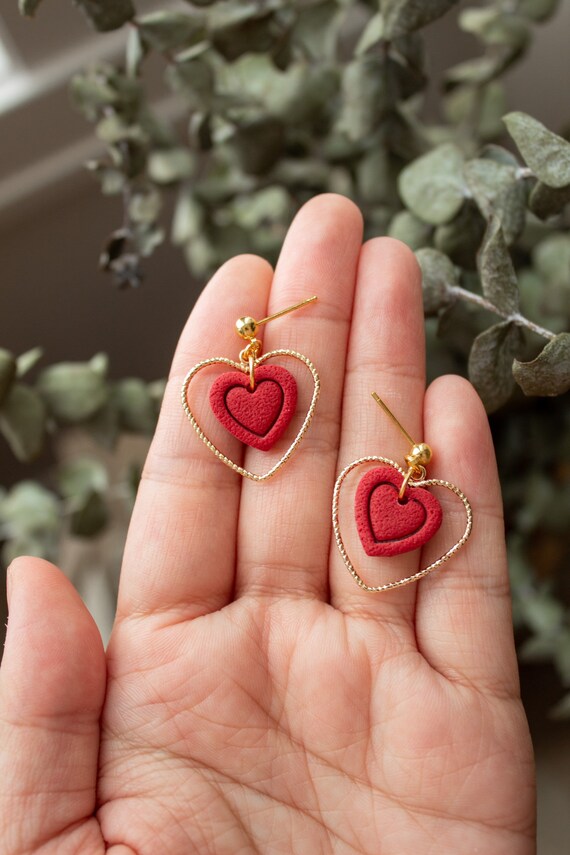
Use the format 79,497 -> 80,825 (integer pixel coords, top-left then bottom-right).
0,195 -> 535,854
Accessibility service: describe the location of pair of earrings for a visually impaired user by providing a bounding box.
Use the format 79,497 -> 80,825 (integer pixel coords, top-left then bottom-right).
181,297 -> 472,592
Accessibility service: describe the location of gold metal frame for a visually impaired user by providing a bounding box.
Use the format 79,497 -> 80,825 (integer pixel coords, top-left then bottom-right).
332,456 -> 473,592
181,349 -> 320,481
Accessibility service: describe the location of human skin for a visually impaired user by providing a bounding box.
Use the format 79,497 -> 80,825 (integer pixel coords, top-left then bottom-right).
0,194 -> 536,854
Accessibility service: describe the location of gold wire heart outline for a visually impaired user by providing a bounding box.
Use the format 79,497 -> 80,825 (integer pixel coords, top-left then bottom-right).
181,349 -> 320,481
332,456 -> 473,592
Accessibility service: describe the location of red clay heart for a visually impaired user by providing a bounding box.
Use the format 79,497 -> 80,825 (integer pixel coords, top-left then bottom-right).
355,466 -> 442,557
209,364 -> 297,451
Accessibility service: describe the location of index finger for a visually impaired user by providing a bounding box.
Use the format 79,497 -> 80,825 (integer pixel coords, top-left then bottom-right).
116,254 -> 273,621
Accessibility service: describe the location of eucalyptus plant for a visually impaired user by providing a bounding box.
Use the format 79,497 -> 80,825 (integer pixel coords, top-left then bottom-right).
4,0 -> 570,713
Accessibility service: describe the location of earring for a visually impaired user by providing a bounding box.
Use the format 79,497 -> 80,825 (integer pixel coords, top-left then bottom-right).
181,296 -> 320,481
332,392 -> 472,592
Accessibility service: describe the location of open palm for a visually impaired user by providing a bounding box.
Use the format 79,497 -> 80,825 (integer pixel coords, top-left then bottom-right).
1,195 -> 535,854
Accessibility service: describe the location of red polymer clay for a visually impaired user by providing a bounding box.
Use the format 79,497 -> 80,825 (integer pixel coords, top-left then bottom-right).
209,364 -> 297,451
355,466 -> 443,557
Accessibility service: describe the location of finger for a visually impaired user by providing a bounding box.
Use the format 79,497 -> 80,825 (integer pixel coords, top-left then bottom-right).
117,254 -> 273,619
0,557 -> 106,852
235,194 -> 363,599
330,237 -> 425,631
415,375 -> 520,697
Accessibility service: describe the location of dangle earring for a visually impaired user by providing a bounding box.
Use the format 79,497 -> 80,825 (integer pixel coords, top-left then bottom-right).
332,393 -> 472,592
181,296 -> 320,481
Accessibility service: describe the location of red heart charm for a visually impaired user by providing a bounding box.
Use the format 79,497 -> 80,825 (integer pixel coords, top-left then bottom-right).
209,365 -> 297,451
355,466 -> 442,557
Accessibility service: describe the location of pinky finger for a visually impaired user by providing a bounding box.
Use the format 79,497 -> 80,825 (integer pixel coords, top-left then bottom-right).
414,375 -> 520,699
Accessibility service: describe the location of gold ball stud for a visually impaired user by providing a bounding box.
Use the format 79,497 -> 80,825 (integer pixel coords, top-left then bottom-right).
236,316 -> 257,339
405,443 -> 432,468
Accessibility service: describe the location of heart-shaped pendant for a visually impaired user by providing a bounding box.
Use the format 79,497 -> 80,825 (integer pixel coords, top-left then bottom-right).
333,456 -> 472,592
182,349 -> 320,481
209,365 -> 298,451
355,466 -> 443,556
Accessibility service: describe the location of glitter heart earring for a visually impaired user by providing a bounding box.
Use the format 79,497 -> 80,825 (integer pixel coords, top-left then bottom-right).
181,296 -> 320,481
332,392 -> 472,592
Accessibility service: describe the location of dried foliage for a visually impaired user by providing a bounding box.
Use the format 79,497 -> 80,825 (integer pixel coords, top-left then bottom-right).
6,0 -> 570,712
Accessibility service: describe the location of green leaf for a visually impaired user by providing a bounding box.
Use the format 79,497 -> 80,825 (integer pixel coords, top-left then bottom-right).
19,0 -> 43,17
399,143 -> 466,225
232,117 -> 285,175
148,379 -> 167,411
355,13 -> 385,56
70,73 -> 119,120
444,82 -> 507,141
216,54 -> 303,118
96,115 -> 145,146
73,0 -> 135,32
209,3 -> 293,62
504,111 -> 570,189
172,189 -> 204,245
517,0 -> 560,22
519,591 -> 565,635
529,181 -> 570,219
37,361 -> 108,423
519,634 -> 557,661
134,223 -> 165,258
445,53 -> 508,87
137,11 -> 207,52
459,8 -> 529,49
434,203 -> 485,269
0,481 -> 59,537
478,217 -> 519,313
112,379 -> 157,433
388,211 -> 432,250
87,162 -> 126,196
458,7 -> 499,33
70,490 -> 108,538
231,186 -> 291,230
126,26 -> 148,79
337,55 -> 391,140
0,384 -> 46,461
468,321 -> 523,412
165,55 -> 215,108
480,144 -> 519,168
0,349 -> 17,408
513,333 -> 570,396
89,353 -> 109,376
464,158 -> 527,244
415,248 -> 457,315
57,458 -> 108,500
293,0 -> 341,61
84,401 -> 119,450
381,0 -> 460,39
148,148 -> 195,183
128,186 -> 162,224
532,234 -> 570,285
16,346 -> 44,378
550,692 -> 570,721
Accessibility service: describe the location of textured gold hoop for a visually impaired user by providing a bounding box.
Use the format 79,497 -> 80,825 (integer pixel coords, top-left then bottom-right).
181,349 -> 320,481
332,456 -> 473,592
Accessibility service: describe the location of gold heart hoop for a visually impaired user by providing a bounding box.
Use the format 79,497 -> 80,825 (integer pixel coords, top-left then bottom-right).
332,456 -> 473,593
181,349 -> 320,481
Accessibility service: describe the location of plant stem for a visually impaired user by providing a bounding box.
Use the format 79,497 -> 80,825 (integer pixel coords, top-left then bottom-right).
448,285 -> 557,341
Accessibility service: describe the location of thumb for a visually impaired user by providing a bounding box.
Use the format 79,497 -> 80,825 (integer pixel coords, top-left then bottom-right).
0,557 -> 106,853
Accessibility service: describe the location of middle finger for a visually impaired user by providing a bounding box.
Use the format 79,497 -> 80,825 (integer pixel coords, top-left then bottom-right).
235,194 -> 363,600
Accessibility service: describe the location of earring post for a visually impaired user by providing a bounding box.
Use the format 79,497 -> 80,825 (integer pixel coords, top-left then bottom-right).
257,296 -> 317,326
371,392 -> 416,447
